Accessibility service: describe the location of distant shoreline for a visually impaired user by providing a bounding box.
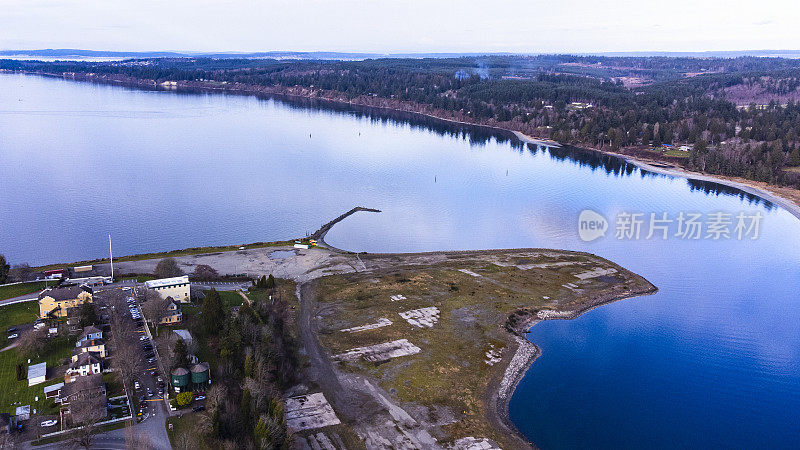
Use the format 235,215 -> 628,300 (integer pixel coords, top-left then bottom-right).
6,69 -> 797,223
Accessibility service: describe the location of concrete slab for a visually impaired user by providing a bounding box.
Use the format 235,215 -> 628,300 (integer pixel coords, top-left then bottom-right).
285,392 -> 341,432
399,307 -> 440,328
334,339 -> 421,363
574,267 -> 618,280
451,437 -> 502,449
340,318 -> 393,333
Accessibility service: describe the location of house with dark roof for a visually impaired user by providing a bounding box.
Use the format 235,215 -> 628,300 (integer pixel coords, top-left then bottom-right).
160,298 -> 183,325
38,286 -> 93,319
76,325 -> 103,346
65,352 -> 102,383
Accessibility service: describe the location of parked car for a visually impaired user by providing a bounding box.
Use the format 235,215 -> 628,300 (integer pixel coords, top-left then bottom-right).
7,333 -> 18,340
33,322 -> 46,330
195,395 -> 206,401
40,420 -> 57,427
7,327 -> 17,333
134,381 -> 141,390
192,405 -> 205,412
140,335 -> 149,341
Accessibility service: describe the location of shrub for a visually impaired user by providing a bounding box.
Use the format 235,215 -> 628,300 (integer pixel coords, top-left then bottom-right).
176,391 -> 194,407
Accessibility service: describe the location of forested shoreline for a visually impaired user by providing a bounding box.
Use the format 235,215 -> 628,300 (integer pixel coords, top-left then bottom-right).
4,55 -> 800,188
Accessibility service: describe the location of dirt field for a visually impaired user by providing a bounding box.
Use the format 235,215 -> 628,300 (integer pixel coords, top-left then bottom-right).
302,249 -> 656,449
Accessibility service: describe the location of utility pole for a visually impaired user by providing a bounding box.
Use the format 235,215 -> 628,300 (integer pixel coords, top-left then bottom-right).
108,234 -> 114,282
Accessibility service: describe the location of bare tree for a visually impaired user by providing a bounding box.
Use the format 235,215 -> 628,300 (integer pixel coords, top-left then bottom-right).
174,431 -> 195,450
16,326 -> 46,357
110,321 -> 144,391
124,423 -> 153,449
192,264 -> 220,281
154,258 -> 184,278
0,432 -> 15,449
67,376 -> 106,449
141,294 -> 170,336
8,263 -> 33,282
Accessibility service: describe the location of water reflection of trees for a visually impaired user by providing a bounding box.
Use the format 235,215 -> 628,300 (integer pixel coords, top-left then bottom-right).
536,144 -> 774,208
214,90 -> 776,210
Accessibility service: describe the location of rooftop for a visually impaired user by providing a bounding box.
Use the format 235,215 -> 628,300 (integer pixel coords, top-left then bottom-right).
145,276 -> 190,288
43,383 -> 64,394
39,285 -> 92,301
27,362 -> 46,380
70,352 -> 101,369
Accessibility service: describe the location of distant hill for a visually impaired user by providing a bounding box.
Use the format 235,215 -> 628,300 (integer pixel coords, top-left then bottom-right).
4,49 -> 800,62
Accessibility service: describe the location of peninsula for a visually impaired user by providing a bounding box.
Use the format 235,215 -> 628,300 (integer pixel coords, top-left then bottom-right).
24,215 -> 655,449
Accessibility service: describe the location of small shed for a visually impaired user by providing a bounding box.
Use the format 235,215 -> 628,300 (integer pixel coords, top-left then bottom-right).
44,382 -> 63,401
15,405 -> 30,421
27,363 -> 46,386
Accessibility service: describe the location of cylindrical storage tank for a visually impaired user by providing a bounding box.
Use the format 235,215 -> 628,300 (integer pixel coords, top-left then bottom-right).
171,367 -> 189,388
190,363 -> 209,384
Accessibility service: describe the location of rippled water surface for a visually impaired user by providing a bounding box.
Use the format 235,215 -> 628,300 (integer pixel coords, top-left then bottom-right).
2,74 -> 799,448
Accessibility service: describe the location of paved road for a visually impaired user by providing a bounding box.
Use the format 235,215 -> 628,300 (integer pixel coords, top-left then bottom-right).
191,281 -> 251,291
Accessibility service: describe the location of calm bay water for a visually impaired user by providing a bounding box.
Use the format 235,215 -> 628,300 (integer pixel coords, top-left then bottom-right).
2,74 -> 799,448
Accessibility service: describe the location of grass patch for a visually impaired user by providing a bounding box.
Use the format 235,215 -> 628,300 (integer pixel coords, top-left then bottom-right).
0,301 -> 40,347
784,166 -> 800,174
33,240 -> 296,272
166,413 -> 208,449
31,419 -> 131,446
218,291 -> 245,310
0,281 -> 47,301
0,336 -> 74,414
663,150 -> 690,157
103,372 -> 124,397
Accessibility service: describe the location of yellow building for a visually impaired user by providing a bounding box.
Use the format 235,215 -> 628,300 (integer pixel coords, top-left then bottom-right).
38,286 -> 93,319
72,339 -> 107,359
160,299 -> 183,325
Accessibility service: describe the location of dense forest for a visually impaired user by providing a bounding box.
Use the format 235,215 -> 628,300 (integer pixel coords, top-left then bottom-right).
4,54 -> 800,188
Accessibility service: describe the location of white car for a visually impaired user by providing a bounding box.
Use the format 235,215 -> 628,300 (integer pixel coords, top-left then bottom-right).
40,420 -> 57,427
134,381 -> 141,390
140,335 -> 149,341
7,334 -> 18,340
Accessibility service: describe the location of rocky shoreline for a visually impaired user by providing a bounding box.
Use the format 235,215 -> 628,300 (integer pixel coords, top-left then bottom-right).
485,270 -> 658,449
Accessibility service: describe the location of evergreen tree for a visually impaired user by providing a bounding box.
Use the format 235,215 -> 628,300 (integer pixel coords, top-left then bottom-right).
0,254 -> 8,284
201,288 -> 225,335
790,147 -> 800,166
173,338 -> 188,370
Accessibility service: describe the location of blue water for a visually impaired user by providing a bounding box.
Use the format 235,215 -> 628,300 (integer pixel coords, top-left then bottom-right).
1,73 -> 799,448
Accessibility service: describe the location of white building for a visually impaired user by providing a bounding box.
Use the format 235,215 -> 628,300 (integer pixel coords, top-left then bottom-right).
65,353 -> 102,383
145,276 -> 191,303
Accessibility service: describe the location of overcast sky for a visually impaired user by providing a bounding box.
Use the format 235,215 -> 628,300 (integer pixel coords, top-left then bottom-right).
2,0 -> 799,53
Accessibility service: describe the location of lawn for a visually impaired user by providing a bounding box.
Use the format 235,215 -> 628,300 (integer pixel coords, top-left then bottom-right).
33,240 -> 296,272
166,413 -> 207,449
663,149 -> 690,157
0,281 -> 47,301
0,301 -> 40,347
218,291 -> 245,310
0,336 -> 74,415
